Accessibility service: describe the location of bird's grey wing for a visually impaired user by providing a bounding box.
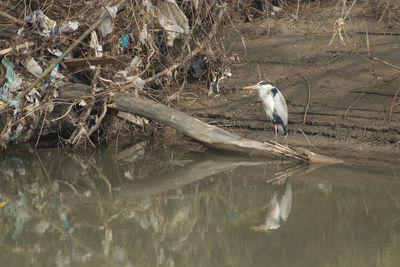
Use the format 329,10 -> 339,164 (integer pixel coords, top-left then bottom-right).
273,91 -> 288,126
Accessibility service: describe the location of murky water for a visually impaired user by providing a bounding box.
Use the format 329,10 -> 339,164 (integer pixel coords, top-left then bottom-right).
1,148 -> 400,267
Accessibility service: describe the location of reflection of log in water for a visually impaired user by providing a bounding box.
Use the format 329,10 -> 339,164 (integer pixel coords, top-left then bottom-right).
119,156 -> 292,198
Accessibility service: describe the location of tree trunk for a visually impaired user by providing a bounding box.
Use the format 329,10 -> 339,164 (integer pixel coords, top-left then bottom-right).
110,94 -> 341,163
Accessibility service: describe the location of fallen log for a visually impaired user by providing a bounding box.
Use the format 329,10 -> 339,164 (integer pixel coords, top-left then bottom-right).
110,94 -> 342,163
63,56 -> 131,69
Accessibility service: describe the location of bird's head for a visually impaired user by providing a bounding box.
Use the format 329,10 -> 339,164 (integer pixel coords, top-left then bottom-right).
243,81 -> 273,90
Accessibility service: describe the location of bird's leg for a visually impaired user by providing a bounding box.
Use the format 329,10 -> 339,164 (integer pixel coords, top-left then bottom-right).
274,124 -> 278,146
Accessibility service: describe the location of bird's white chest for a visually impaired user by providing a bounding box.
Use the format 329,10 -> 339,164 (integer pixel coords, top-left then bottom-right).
258,89 -> 275,118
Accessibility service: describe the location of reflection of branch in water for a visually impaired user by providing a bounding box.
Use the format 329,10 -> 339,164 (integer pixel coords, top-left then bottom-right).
88,159 -> 113,195
266,161 -> 334,184
266,163 -> 305,184
252,162 -> 337,232
58,180 -> 80,195
119,156 -> 283,199
34,151 -> 51,183
251,180 -> 292,232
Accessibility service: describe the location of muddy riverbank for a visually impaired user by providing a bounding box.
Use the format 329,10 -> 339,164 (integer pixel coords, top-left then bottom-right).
175,3 -> 400,165
1,1 -> 399,165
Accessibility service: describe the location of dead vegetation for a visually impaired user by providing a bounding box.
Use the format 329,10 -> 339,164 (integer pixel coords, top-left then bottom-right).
0,0 -> 249,149
0,0 -> 399,152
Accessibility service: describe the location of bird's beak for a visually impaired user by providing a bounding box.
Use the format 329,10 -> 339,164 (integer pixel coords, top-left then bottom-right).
243,85 -> 257,90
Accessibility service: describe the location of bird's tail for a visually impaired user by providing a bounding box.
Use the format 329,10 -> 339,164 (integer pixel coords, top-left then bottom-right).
278,124 -> 287,136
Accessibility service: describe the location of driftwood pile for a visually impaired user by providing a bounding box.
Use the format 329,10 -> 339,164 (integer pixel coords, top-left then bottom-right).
0,0 -> 233,146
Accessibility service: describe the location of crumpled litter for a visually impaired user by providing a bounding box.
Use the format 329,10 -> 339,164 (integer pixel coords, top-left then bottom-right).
9,99 -> 21,116
129,56 -> 142,70
155,0 -> 190,46
24,57 -> 43,77
59,21 -> 80,33
208,66 -> 232,96
139,23 -> 148,44
1,57 -> 22,97
50,64 -> 65,80
133,77 -> 145,90
1,191 -> 30,240
47,48 -> 63,57
10,124 -> 23,141
25,10 -> 79,36
100,6 -> 118,37
26,10 -> 56,36
44,64 -> 65,89
90,31 -> 103,57
0,58 -> 22,116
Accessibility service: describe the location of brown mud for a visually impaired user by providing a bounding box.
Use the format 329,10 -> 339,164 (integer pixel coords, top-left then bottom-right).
177,4 -> 400,166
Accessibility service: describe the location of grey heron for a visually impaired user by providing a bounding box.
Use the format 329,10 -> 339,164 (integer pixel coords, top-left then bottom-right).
244,81 -> 288,143
251,181 -> 292,232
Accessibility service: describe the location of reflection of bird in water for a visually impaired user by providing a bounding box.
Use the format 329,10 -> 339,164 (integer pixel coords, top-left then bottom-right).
244,81 -> 288,144
251,181 -> 292,232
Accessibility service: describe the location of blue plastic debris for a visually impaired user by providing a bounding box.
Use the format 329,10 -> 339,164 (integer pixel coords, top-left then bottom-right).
50,202 -> 71,229
10,124 -> 23,141
8,156 -> 26,175
0,58 -> 22,118
121,34 -> 129,49
9,99 -> 21,116
44,64 -> 63,88
9,191 -> 28,240
1,57 -> 22,100
60,213 -> 71,229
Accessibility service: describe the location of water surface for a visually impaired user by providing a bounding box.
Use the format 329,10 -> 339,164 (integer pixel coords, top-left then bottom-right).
0,148 -> 399,266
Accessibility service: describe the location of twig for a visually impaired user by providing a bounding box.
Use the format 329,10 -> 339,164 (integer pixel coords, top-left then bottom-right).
34,150 -> 51,183
0,42 -> 35,56
298,73 -> 311,124
297,127 -> 312,146
50,103 -> 76,122
329,0 -> 357,46
88,160 -> 113,195
378,2 -> 389,23
366,30 -> 371,57
371,56 -> 400,71
88,101 -> 108,136
256,64 -> 262,80
344,92 -> 364,118
263,141 -> 305,161
0,10 -> 24,25
226,8 -> 248,56
68,104 -> 93,146
294,0 -> 300,21
344,27 -> 400,71
355,31 -> 400,36
58,180 -> 80,195
17,0 -> 126,100
144,7 -> 224,84
389,87 -> 400,122
35,110 -> 47,148
266,163 -> 304,184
